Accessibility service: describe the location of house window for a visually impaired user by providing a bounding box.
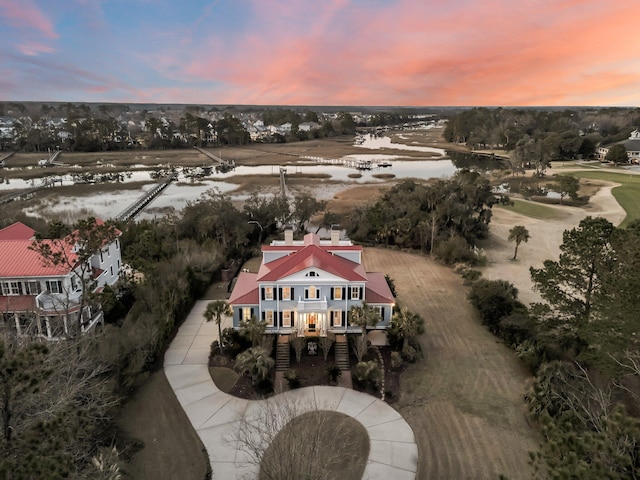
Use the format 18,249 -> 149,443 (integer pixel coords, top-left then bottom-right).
100,251 -> 103,263
2,282 -> 23,295
282,287 -> 291,301
71,276 -> 79,292
306,271 -> 318,277
350,286 -> 360,300
242,308 -> 252,321
46,280 -> 63,294
265,310 -> 274,326
332,310 -> 342,327
333,287 -> 342,300
264,287 -> 273,300
25,281 -> 42,295
305,286 -> 320,300
283,310 -> 292,327
110,266 -> 114,276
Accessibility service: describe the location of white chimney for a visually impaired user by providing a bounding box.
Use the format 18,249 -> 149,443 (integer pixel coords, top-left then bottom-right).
330,225 -> 340,246
284,226 -> 293,246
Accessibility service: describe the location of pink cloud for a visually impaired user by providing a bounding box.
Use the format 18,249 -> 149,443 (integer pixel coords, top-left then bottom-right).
0,0 -> 58,39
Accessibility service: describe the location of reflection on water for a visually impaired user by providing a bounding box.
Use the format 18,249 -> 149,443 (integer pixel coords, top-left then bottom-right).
447,150 -> 509,171
356,134 -> 446,156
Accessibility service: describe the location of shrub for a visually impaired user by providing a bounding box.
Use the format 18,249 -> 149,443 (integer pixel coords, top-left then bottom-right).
354,360 -> 382,388
327,364 -> 342,384
256,377 -> 274,396
284,369 -> 301,389
434,236 -> 481,265
390,351 -> 403,369
401,345 -> 418,363
468,279 -> 525,333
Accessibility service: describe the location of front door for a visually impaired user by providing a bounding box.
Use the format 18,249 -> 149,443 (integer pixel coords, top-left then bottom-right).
307,314 -> 316,332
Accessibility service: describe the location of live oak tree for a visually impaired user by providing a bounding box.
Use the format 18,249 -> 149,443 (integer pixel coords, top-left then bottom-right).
605,143 -> 628,166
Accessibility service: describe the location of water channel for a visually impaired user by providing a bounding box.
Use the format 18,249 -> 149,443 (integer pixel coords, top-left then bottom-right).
4,136 -> 463,220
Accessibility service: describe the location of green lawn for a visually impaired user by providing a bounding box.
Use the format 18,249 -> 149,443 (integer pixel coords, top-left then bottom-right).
497,198 -> 568,220
565,170 -> 640,227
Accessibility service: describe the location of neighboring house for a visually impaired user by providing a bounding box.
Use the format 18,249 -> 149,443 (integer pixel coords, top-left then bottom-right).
298,122 -> 320,132
229,228 -> 395,343
0,220 -> 122,339
596,129 -> 640,163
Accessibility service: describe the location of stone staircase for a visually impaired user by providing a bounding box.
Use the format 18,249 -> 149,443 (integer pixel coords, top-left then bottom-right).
275,335 -> 290,371
334,335 -> 350,371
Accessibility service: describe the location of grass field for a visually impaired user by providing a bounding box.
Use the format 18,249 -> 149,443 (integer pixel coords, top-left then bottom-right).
497,198 -> 569,220
564,170 -> 640,226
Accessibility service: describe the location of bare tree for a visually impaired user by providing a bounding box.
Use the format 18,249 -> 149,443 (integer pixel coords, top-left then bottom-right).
231,398 -> 369,480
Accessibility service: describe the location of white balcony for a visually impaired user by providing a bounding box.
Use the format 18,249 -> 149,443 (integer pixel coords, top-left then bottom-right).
296,297 -> 328,313
36,290 -> 82,313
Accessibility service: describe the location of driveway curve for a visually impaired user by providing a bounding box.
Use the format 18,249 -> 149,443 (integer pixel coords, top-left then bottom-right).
164,300 -> 418,480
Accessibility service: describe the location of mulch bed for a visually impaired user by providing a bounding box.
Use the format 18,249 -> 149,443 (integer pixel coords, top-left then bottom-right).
210,344 -> 404,403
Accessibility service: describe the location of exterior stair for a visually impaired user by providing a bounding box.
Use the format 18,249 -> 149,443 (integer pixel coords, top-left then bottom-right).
334,335 -> 350,371
276,335 -> 290,371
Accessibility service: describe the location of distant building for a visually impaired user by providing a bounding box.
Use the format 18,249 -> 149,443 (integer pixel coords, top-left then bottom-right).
597,129 -> 640,163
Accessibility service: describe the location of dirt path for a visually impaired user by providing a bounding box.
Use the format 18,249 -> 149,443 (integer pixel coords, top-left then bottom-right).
363,248 -> 539,479
480,181 -> 626,304
117,370 -> 209,480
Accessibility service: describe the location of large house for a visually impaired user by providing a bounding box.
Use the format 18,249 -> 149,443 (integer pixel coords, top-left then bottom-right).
229,228 -> 395,342
0,220 -> 122,339
596,129 -> 640,163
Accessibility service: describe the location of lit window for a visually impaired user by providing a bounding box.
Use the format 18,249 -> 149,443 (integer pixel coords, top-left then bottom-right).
282,287 -> 291,300
332,310 -> 342,327
333,287 -> 342,300
283,310 -> 292,327
265,310 -> 274,326
242,308 -> 252,320
264,287 -> 273,300
306,286 -> 319,300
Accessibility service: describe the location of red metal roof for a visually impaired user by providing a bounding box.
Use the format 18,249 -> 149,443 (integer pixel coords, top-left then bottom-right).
257,244 -> 367,282
0,295 -> 37,312
0,222 -> 36,241
0,240 -> 75,277
365,272 -> 395,304
229,272 -> 259,305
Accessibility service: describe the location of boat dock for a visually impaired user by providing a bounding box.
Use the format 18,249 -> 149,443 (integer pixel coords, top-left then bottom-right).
193,147 -> 236,172
300,155 -> 386,170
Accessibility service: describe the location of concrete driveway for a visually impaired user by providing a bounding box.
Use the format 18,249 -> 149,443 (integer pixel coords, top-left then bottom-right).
164,300 -> 418,479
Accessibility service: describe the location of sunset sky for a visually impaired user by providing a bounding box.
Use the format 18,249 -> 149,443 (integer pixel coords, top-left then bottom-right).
1,0 -> 640,107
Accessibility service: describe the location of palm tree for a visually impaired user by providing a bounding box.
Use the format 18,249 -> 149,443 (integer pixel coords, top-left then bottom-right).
204,300 -> 232,354
239,315 -> 267,347
508,225 -> 530,261
235,347 -> 274,385
349,302 -> 380,362
389,307 -> 425,349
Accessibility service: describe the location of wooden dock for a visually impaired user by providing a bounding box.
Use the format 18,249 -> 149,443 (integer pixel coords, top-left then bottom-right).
115,175 -> 177,222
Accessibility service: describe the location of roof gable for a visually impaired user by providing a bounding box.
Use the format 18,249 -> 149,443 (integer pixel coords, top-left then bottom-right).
0,222 -> 36,241
257,244 -> 367,282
